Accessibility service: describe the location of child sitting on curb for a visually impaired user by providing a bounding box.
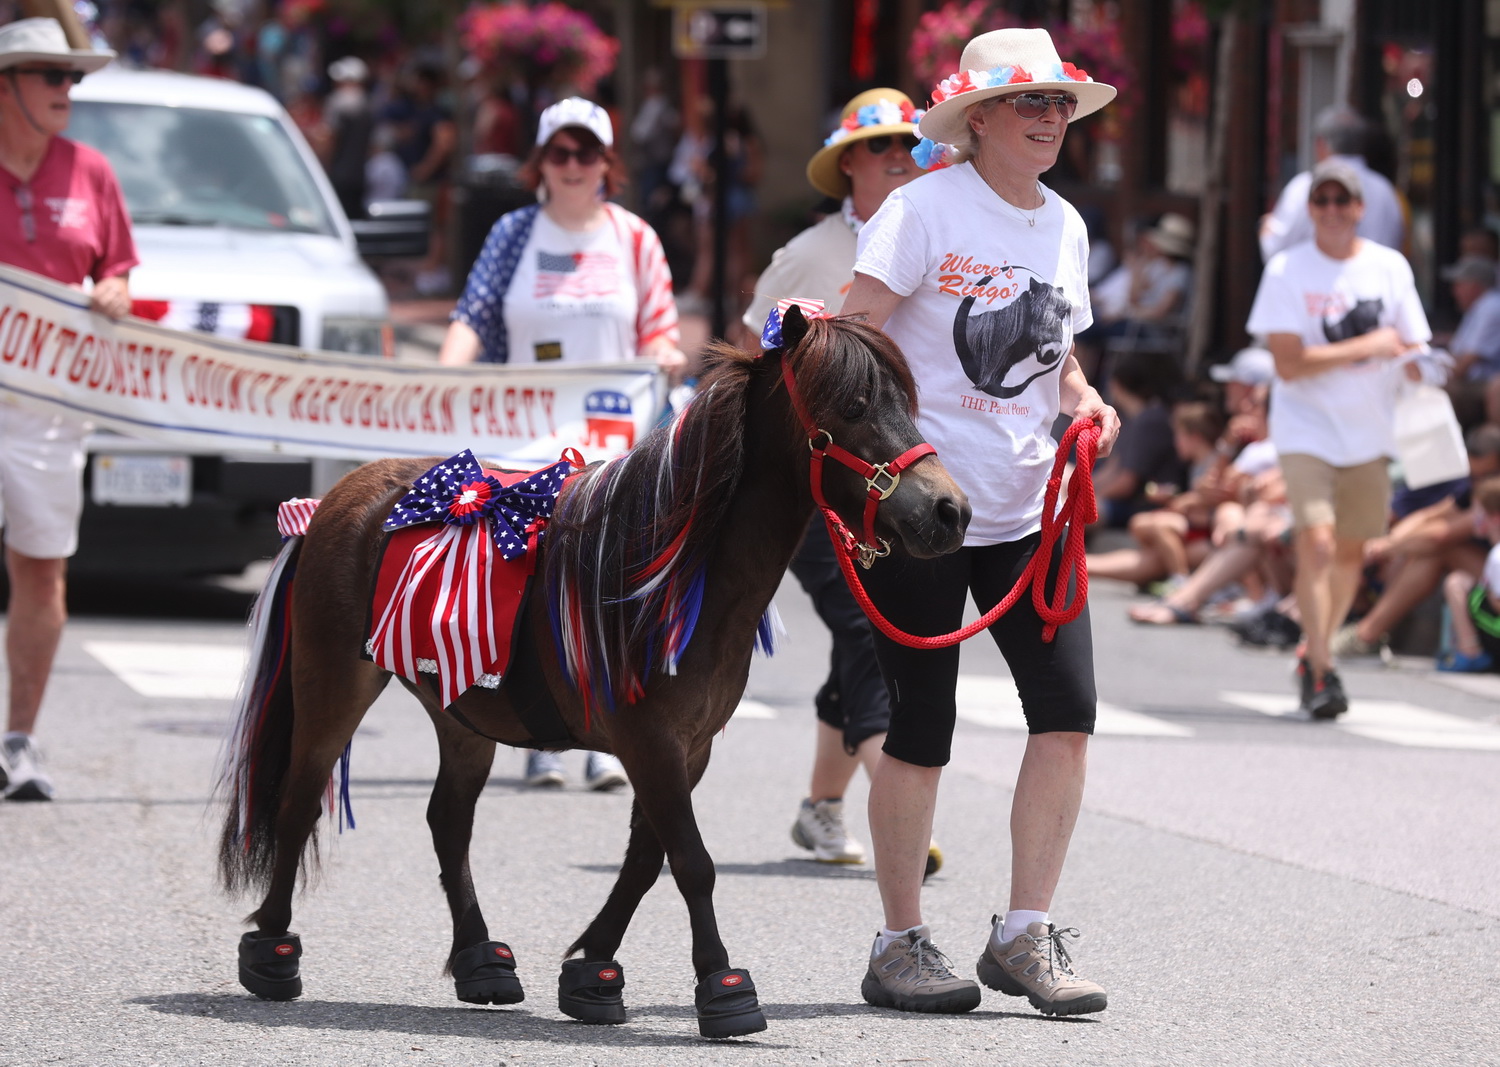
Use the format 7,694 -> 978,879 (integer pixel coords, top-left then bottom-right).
1438,475 -> 1500,672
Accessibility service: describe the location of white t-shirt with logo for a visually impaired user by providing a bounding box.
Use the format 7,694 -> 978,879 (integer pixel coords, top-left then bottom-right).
1246,239 -> 1431,466
855,163 -> 1092,544
503,211 -> 640,363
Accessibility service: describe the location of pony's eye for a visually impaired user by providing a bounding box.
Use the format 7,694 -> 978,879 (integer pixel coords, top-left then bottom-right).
843,396 -> 869,420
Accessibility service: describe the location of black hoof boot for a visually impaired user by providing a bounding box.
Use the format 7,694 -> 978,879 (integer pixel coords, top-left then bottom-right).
238,931 -> 302,1001
695,968 -> 767,1039
452,941 -> 525,1005
558,958 -> 626,1024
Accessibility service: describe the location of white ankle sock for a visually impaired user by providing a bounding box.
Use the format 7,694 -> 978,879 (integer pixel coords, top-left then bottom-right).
998,910 -> 1048,946
874,925 -> 922,955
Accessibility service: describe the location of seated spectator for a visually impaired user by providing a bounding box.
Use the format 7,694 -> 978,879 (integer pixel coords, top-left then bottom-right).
1440,255 -> 1500,427
1331,424 -> 1500,658
1080,214 -> 1194,379
1088,399 -> 1227,590
1437,475 -> 1500,672
1092,352 -> 1185,528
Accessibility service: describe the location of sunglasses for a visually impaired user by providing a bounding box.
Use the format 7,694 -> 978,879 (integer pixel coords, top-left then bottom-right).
862,134 -> 920,156
13,184 -> 35,243
542,144 -> 604,167
1002,91 -> 1078,120
1309,193 -> 1355,208
12,68 -> 85,87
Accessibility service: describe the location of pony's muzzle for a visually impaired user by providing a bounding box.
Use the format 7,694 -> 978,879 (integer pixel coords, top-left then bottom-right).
885,460 -> 969,559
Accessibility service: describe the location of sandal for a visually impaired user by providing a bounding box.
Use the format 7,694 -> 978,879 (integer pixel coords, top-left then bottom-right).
1128,600 -> 1198,626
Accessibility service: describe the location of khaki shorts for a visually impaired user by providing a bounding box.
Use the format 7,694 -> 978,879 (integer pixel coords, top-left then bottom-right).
0,400 -> 88,559
1278,452 -> 1390,540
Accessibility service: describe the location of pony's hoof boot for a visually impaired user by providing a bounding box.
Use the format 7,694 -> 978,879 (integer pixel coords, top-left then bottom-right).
558,958 -> 626,1024
695,968 -> 767,1039
453,941 -> 524,1005
238,931 -> 303,1000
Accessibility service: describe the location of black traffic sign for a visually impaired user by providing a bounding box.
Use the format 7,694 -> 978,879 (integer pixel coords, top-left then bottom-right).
672,3 -> 766,60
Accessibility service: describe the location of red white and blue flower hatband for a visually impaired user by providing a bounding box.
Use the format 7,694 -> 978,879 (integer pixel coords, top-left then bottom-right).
760,297 -> 829,350
384,449 -> 571,560
822,97 -> 925,149
912,59 -> 1093,171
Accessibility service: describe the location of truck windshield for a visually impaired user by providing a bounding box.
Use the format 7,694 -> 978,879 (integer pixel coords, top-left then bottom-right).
67,101 -> 338,236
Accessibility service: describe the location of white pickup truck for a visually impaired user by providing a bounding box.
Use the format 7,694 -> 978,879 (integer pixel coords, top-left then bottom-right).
64,67 -> 424,578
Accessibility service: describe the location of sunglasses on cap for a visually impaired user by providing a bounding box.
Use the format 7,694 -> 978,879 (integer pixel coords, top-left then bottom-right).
1001,91 -> 1078,120
861,134 -> 920,156
542,143 -> 604,167
10,68 -> 86,87
1309,193 -> 1355,207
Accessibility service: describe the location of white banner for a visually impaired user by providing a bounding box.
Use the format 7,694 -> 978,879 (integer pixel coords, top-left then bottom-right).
0,266 -> 666,466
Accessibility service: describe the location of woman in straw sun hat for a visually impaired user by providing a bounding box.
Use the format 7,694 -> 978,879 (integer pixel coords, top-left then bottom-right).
840,27 -> 1119,1016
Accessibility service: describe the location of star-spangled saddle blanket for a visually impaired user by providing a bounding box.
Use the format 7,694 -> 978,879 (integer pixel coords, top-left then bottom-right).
364,449 -> 575,709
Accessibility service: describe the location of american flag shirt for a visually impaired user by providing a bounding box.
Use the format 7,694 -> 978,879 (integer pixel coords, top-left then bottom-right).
499,204 -> 678,364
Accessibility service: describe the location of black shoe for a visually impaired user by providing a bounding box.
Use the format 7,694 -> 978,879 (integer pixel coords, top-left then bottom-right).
1305,668 -> 1349,720
1296,657 -> 1314,708
1234,610 -> 1301,649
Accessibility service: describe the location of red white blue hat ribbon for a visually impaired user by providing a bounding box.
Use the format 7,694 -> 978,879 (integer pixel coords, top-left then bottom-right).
760,297 -> 828,350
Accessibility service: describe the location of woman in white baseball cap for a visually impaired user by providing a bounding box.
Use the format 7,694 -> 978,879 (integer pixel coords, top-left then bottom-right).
439,96 -> 683,790
838,26 -> 1118,1019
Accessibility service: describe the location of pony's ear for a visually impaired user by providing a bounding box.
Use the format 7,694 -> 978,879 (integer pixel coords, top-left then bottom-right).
780,303 -> 811,350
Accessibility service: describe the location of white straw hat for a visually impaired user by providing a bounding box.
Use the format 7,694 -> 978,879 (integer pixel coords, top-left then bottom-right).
0,18 -> 114,74
918,27 -> 1115,145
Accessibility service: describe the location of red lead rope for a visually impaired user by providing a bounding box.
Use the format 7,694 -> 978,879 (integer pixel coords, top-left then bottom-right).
827,418 -> 1102,647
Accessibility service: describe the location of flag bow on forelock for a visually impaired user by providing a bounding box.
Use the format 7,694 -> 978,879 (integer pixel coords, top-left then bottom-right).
760,297 -> 829,350
383,449 -> 570,560
371,449 -> 573,708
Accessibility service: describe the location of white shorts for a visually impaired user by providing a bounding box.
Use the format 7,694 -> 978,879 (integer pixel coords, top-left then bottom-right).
0,398 -> 89,559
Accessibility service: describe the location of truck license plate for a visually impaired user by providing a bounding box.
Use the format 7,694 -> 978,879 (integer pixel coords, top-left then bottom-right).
91,454 -> 192,507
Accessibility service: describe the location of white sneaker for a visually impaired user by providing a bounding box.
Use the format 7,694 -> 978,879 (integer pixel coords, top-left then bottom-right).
2,733 -> 55,801
524,750 -> 566,788
585,751 -> 628,792
790,798 -> 865,863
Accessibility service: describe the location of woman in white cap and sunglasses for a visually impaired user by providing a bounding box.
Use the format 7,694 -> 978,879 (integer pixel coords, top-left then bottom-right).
0,18 -> 135,802
839,28 -> 1119,1016
440,97 -> 683,791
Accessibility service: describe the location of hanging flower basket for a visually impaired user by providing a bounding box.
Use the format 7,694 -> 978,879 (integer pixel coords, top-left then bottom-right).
461,1 -> 619,93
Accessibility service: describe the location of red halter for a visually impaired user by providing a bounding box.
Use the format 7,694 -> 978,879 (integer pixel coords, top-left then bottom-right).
780,360 -> 935,568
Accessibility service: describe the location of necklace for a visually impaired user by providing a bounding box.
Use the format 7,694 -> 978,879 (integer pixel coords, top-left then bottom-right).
972,160 -> 1045,226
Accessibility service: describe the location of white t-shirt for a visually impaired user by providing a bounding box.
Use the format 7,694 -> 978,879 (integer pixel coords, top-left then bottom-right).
1259,154 -> 1406,261
856,163 -> 1092,544
1484,542 -> 1500,597
502,211 -> 639,363
1246,238 -> 1432,466
742,208 -> 858,334
1449,286 -> 1500,381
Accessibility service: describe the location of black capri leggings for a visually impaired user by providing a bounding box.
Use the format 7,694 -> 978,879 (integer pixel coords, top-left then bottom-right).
860,532 -> 1097,768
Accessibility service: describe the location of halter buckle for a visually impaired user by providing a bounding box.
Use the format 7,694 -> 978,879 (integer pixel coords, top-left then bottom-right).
866,464 -> 900,501
856,537 -> 891,570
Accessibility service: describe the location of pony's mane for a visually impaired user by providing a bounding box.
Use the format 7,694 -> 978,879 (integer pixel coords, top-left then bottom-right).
542,316 -> 915,718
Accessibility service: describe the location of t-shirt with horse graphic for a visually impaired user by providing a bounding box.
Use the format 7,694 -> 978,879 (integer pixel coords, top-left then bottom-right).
855,162 -> 1091,545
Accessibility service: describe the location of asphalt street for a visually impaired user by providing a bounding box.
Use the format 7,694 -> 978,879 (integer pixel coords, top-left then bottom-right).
2,569 -> 1497,1066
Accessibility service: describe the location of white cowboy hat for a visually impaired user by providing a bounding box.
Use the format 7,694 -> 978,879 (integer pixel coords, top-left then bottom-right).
1148,213 -> 1195,259
536,97 -> 614,148
0,17 -> 114,74
918,27 -> 1115,145
805,88 -> 922,200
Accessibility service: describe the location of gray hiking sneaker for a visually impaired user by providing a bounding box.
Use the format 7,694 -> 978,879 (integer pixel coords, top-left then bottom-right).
524,750 -> 566,787
584,751 -> 628,792
791,798 -> 865,863
976,917 -> 1107,1016
1331,623 -> 1393,664
861,926 -> 981,1014
1,733 -> 55,801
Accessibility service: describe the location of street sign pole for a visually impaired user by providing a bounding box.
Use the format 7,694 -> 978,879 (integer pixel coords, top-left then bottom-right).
708,57 -> 730,340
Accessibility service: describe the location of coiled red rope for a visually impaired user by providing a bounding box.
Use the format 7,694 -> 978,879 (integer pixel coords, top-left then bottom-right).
827,418 -> 1101,647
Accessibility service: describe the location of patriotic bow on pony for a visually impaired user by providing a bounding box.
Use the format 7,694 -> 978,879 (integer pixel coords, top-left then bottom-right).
760,297 -> 829,350
384,449 -> 572,560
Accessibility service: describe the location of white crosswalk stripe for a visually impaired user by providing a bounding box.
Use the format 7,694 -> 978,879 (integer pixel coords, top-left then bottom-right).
954,674 -> 1193,737
84,640 -> 246,699
1220,690 -> 1500,751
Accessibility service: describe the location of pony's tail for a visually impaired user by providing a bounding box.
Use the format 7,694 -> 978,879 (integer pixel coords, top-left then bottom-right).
215,534 -> 302,896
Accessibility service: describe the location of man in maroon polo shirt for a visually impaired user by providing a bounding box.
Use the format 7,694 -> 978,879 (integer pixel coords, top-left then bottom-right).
0,17 -> 136,801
